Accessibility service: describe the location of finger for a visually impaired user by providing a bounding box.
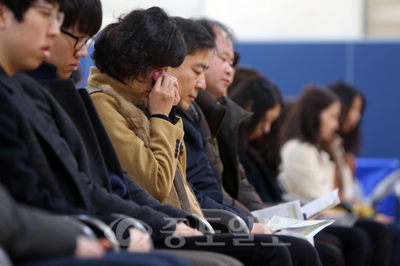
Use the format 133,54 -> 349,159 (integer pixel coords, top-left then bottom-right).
160,73 -> 171,89
167,74 -> 178,82
171,78 -> 179,90
154,71 -> 164,88
97,238 -> 113,250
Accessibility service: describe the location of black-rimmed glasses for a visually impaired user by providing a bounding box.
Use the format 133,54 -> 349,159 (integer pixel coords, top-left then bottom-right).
61,29 -> 94,50
31,4 -> 64,27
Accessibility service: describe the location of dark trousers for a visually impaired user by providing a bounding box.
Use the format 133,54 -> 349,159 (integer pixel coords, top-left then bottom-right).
322,225 -> 370,266
387,222 -> 400,266
355,220 -> 392,266
315,240 -> 345,266
16,251 -> 192,266
154,233 -> 321,266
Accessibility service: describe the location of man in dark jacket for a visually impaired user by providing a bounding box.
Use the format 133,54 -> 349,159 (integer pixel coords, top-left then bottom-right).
191,19 -> 267,212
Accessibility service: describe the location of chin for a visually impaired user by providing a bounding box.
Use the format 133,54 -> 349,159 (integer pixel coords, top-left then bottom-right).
178,102 -> 190,111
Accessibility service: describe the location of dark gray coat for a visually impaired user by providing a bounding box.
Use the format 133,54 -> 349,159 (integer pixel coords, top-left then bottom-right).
0,68 -> 81,261
2,67 -> 191,238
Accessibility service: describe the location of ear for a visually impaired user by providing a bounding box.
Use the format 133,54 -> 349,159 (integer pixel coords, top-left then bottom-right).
0,3 -> 9,30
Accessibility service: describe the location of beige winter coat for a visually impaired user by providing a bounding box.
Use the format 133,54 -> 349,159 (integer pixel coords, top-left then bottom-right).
87,67 -> 203,217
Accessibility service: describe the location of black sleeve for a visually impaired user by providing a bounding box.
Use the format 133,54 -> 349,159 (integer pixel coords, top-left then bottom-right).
0,86 -> 81,261
0,84 -> 87,215
0,184 -> 82,261
149,106 -> 177,124
188,182 -> 253,230
122,170 -> 197,227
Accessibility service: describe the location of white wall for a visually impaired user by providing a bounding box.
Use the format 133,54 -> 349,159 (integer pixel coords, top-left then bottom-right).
100,0 -> 364,41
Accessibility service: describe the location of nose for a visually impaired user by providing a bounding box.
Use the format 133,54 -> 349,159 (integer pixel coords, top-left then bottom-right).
263,123 -> 271,134
48,21 -> 60,37
195,74 -> 206,91
225,63 -> 233,75
333,120 -> 339,131
75,45 -> 88,58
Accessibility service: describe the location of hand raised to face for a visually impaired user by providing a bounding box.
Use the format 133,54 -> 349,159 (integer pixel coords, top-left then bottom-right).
149,72 -> 180,116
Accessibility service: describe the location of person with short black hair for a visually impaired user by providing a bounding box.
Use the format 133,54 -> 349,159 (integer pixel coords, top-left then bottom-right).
92,7 -> 185,84
89,7 -> 203,217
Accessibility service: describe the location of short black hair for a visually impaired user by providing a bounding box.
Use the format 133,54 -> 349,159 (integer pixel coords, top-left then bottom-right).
195,18 -> 235,42
62,0 -> 102,37
92,7 -> 186,83
1,0 -> 65,22
173,17 -> 216,55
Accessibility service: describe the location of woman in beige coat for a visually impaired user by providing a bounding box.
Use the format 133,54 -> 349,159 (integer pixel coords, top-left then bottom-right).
87,7 -> 202,216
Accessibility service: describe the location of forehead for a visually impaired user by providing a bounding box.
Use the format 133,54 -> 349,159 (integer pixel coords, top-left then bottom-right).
214,28 -> 233,57
35,0 -> 58,7
326,101 -> 341,113
182,49 -> 209,66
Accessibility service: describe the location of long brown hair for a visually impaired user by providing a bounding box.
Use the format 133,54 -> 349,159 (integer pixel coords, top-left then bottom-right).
280,85 -> 339,150
329,81 -> 366,155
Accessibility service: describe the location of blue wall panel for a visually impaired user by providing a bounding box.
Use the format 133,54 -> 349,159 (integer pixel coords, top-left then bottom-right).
353,43 -> 400,158
234,43 -> 347,97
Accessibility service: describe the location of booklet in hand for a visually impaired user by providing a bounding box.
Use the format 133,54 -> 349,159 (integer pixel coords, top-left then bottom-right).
301,189 -> 340,219
266,216 -> 334,239
251,189 -> 341,223
250,189 -> 341,243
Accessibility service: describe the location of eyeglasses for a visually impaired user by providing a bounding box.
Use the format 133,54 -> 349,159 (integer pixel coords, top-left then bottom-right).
61,29 -> 94,50
31,4 -> 64,27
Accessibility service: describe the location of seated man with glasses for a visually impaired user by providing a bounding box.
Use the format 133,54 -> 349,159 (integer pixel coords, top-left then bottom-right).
37,0 -> 100,79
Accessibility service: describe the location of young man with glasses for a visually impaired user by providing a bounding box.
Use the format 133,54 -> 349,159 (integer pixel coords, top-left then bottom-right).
43,0 -> 100,79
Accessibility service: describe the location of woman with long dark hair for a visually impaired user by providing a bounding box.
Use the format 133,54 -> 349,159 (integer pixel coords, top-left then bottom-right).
329,81 -> 365,156
279,85 -> 395,266
232,77 -> 283,203
279,86 -> 342,198
329,81 -> 400,266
